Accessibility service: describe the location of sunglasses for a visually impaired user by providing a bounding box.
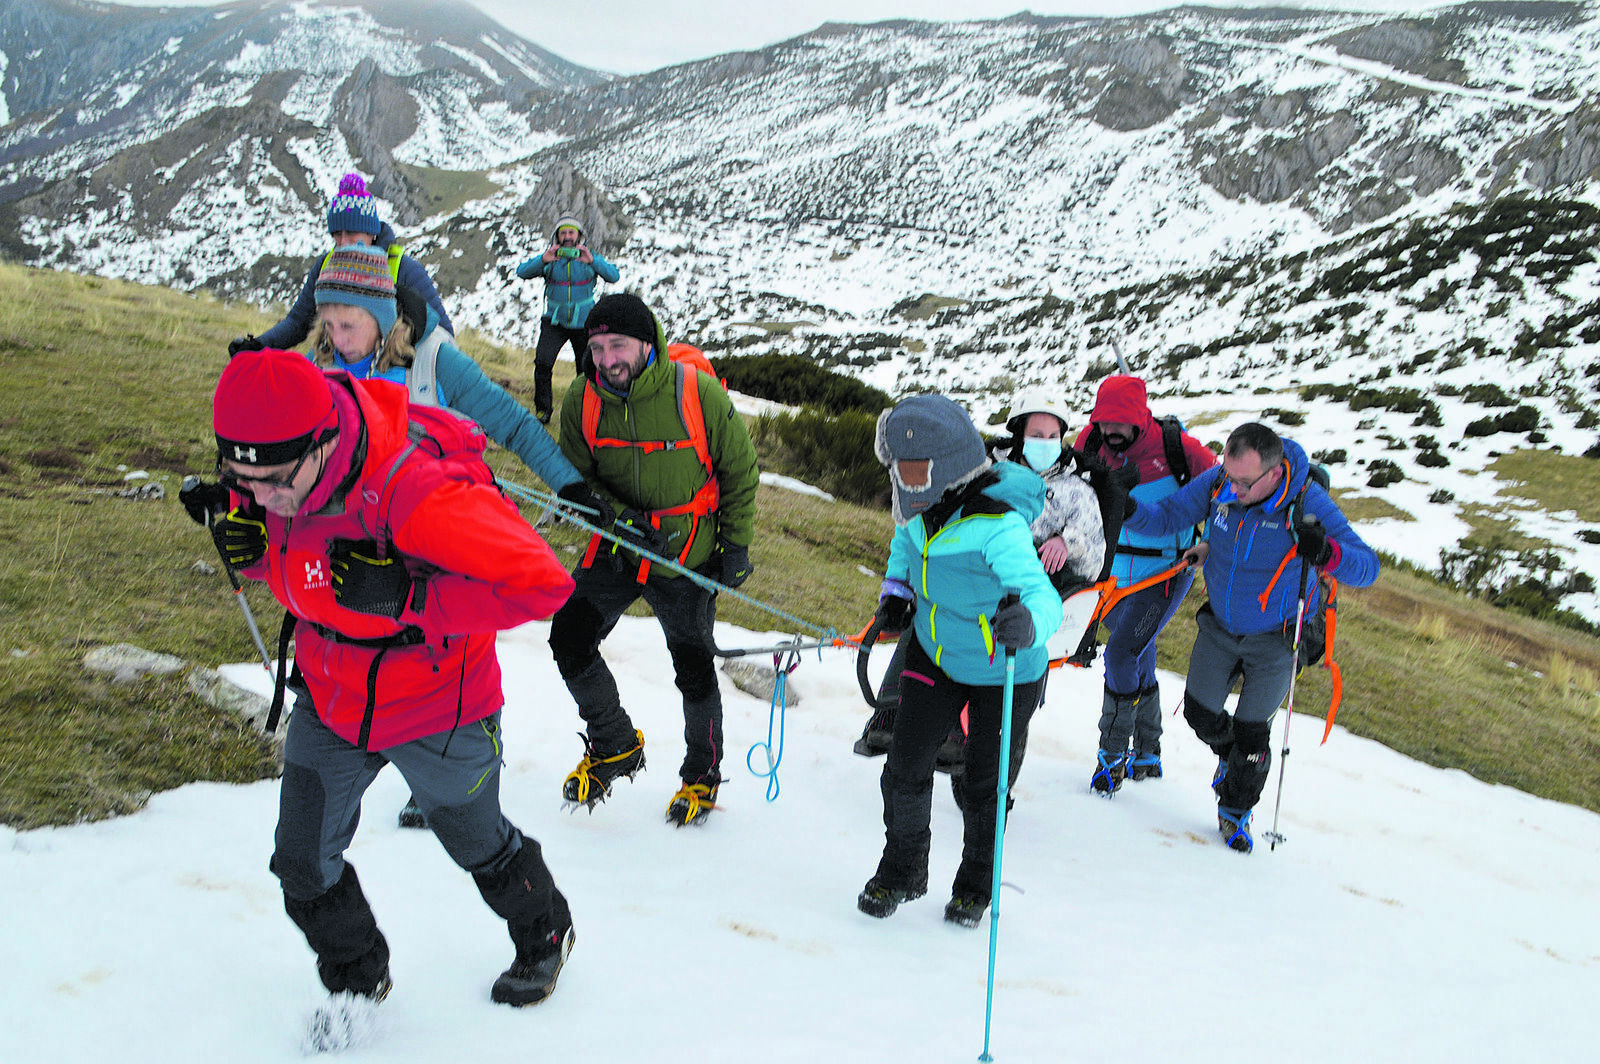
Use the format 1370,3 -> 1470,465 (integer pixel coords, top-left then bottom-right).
217,432 -> 331,492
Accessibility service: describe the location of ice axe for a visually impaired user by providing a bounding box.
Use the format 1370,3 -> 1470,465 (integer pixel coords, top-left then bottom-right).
1109,335 -> 1132,375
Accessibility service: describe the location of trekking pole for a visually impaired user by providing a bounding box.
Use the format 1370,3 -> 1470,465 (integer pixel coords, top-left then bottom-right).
499,479 -> 848,643
979,595 -> 1021,1063
1263,540 -> 1313,851
182,475 -> 273,677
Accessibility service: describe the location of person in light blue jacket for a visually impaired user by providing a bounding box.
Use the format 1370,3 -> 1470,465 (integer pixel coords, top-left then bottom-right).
856,395 -> 1061,929
1124,422 -> 1378,854
515,215 -> 621,424
305,241 -> 613,829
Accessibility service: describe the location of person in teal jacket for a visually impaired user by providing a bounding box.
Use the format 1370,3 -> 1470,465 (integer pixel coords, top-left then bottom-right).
857,395 -> 1062,929
515,215 -> 621,423
306,241 -> 611,829
1124,422 -> 1379,853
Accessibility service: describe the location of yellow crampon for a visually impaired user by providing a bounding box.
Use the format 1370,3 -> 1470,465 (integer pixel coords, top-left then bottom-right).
561,730 -> 646,808
666,781 -> 719,826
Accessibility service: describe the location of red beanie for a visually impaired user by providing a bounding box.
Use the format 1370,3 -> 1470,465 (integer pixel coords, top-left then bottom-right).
214,349 -> 336,466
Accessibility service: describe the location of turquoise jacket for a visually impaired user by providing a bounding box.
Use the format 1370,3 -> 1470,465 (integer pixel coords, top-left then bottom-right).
516,252 -> 621,328
886,462 -> 1063,685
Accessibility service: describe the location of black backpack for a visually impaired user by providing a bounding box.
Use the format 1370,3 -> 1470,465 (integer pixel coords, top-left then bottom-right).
1082,414 -> 1193,488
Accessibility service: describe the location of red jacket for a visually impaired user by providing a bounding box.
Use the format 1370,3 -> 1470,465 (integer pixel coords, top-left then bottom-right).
239,375 -> 574,749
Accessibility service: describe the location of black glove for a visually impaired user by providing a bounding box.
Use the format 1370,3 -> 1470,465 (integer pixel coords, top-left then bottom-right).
228,334 -> 266,357
613,509 -> 669,557
1122,494 -> 1139,520
211,505 -> 268,569
716,539 -> 754,589
329,540 -> 418,618
179,475 -> 230,527
1295,517 -> 1333,567
555,481 -> 615,530
875,579 -> 916,634
991,595 -> 1035,651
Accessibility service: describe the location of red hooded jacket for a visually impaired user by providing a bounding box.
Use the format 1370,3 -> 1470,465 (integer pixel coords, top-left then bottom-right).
1072,374 -> 1215,487
238,375 -> 574,749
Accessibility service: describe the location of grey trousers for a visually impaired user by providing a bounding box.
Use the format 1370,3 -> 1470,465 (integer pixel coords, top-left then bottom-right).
271,691 -> 529,901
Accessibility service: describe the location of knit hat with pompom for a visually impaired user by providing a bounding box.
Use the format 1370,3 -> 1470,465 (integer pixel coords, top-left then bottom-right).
326,173 -> 383,237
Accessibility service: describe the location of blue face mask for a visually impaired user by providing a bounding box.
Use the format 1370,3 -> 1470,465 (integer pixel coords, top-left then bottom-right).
1022,437 -> 1061,472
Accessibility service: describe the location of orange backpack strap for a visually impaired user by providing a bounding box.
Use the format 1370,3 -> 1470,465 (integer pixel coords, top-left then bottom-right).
577,366 -> 720,583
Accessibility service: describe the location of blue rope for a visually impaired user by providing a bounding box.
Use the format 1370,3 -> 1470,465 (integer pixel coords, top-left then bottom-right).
745,648 -> 801,802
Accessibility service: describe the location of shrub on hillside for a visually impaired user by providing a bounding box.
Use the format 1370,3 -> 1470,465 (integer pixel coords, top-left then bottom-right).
718,353 -> 891,416
1366,458 -> 1404,487
1464,405 -> 1540,437
752,407 -> 888,506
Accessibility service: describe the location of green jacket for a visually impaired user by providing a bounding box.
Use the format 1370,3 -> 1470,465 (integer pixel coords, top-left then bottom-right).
558,320 -> 758,577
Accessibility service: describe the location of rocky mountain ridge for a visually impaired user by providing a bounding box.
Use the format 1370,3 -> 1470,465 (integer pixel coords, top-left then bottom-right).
3,0 -> 1600,609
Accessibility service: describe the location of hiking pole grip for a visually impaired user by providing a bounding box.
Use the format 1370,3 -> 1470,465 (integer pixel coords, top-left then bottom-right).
184,475 -> 274,676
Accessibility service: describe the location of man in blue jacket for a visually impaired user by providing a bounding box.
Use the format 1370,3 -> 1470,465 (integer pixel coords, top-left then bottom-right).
1123,422 -> 1378,854
516,215 -> 621,424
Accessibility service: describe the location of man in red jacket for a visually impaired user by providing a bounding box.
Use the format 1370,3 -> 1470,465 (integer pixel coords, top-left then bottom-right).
203,349 -> 577,1009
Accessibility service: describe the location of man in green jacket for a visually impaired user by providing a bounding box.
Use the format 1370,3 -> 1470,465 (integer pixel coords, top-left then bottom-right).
549,293 -> 759,826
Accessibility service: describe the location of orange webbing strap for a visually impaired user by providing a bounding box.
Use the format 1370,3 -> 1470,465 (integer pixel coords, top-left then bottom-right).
1319,574 -> 1342,744
1047,558 -> 1195,670
577,366 -> 721,583
1257,546 -> 1299,612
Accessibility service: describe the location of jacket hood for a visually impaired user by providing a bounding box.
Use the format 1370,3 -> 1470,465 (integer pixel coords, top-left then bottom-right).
981,460 -> 1047,525
1089,375 -> 1152,429
1261,436 -> 1313,516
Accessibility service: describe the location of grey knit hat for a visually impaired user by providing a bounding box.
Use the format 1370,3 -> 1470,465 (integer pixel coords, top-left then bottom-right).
875,394 -> 990,526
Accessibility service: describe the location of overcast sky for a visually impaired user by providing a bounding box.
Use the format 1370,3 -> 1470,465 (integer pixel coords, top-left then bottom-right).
472,1 -> 1451,73
113,1 -> 1453,76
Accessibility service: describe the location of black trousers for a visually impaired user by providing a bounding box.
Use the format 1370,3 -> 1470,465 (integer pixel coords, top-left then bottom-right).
548,560 -> 724,785
534,320 -> 589,418
877,635 -> 1042,900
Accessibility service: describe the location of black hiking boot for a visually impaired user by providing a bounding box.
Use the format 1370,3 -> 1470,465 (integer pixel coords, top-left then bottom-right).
492,922 -> 576,1007
396,795 -> 427,829
857,875 -> 928,919
944,893 -> 988,928
666,781 -> 719,827
561,729 -> 645,808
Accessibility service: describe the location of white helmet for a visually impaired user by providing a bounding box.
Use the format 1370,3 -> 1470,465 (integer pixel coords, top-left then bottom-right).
1005,392 -> 1073,437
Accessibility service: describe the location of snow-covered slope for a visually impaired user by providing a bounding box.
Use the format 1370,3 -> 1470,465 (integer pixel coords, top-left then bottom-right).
2,615 -> 1595,1061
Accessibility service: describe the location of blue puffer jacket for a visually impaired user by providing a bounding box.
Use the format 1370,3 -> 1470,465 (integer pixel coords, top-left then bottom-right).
258,222 -> 453,349
1123,437 -> 1379,634
887,463 -> 1064,685
315,303 -> 582,494
516,252 -> 621,327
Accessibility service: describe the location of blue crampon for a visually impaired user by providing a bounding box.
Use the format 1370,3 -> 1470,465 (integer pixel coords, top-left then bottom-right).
1090,748 -> 1129,796
1217,805 -> 1253,853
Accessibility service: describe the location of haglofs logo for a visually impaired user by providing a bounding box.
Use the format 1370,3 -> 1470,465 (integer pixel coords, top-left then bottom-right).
233,445 -> 257,462
304,559 -> 329,591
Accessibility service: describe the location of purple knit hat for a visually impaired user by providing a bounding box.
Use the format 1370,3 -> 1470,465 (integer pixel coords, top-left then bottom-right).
326,173 -> 383,237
